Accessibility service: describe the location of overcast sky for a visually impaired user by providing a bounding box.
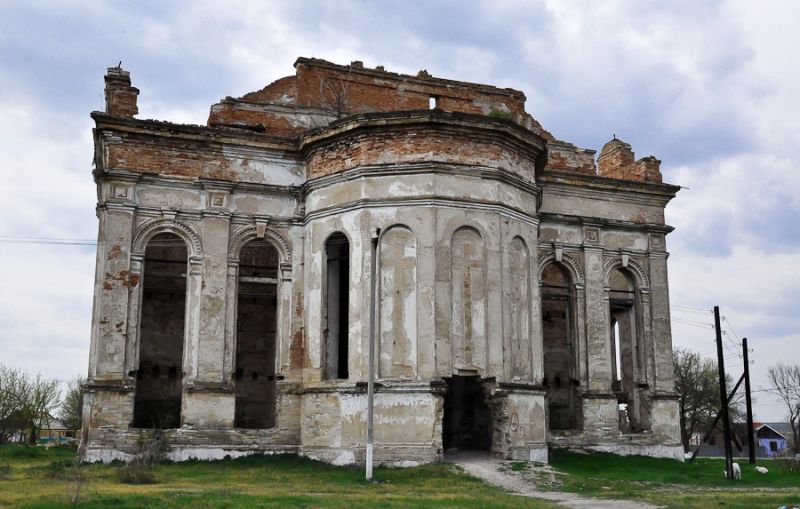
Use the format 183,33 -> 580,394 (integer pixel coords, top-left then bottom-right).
0,0 -> 797,422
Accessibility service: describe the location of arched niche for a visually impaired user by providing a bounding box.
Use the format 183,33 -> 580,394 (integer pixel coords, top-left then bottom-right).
450,227 -> 487,372
508,237 -> 531,378
378,226 -> 418,378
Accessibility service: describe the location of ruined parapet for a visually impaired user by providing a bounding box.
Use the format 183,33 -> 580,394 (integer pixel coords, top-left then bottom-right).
545,141 -> 597,175
597,138 -> 662,183
104,66 -> 139,118
207,58 -> 537,137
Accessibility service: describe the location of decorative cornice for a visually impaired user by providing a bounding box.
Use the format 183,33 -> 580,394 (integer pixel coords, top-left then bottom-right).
539,212 -> 675,235
91,111 -> 297,151
299,109 -> 546,160
304,196 -> 540,226
304,161 -> 540,197
538,170 -> 680,199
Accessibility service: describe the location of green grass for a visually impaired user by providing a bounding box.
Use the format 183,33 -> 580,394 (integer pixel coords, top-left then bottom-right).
0,445 -> 557,508
546,449 -> 800,508
3,445 -> 799,508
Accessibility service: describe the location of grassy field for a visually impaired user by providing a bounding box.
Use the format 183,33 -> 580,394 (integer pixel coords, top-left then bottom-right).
0,445 -> 798,508
542,449 -> 800,509
0,445 -> 557,508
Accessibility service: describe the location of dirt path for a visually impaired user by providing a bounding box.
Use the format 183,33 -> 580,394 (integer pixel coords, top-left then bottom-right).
448,452 -> 663,509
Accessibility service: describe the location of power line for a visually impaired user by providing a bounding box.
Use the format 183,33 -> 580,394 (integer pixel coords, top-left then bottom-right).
0,238 -> 97,246
0,236 -> 189,247
671,307 -> 713,316
671,316 -> 715,328
672,304 -> 713,313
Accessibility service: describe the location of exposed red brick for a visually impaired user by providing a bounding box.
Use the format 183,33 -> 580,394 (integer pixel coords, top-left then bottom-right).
104,67 -> 139,118
597,138 -> 662,183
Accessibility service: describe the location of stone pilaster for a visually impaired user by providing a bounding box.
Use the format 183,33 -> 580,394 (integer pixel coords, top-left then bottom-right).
583,242 -> 612,391
648,235 -> 674,391
90,202 -> 136,380
183,186 -> 234,427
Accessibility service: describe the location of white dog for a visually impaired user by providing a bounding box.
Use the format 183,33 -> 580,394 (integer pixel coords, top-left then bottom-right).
755,466 -> 768,474
723,462 -> 742,479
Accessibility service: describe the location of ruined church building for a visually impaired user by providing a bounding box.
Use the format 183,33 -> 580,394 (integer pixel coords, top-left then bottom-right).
82,58 -> 682,464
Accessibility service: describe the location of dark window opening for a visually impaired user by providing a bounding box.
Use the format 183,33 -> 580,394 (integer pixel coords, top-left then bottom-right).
609,267 -> 648,432
234,239 -> 279,429
133,232 -> 187,429
442,376 -> 491,451
541,263 -> 580,430
324,233 -> 350,380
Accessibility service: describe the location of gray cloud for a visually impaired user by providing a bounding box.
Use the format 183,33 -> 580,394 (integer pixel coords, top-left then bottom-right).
0,0 -> 797,421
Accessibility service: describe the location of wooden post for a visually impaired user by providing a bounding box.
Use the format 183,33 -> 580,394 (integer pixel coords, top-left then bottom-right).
714,306 -> 734,479
743,337 -> 756,465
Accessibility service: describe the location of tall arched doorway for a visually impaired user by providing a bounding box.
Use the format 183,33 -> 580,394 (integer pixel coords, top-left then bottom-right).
235,239 -> 279,429
541,262 -> 580,430
133,232 -> 188,429
608,267 -> 649,431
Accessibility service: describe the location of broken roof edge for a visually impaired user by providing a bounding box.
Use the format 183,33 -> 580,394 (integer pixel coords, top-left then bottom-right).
90,111 -> 299,149
293,56 -> 527,100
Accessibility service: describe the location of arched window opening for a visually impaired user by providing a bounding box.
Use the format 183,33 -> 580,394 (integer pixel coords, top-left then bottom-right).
134,232 -> 187,429
608,267 -> 647,432
324,233 -> 350,380
235,239 -> 279,428
541,263 -> 580,430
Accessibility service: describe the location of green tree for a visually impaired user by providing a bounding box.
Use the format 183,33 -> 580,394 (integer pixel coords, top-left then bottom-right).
0,366 -> 25,442
674,349 -> 719,450
20,373 -> 61,444
673,349 -> 744,451
0,366 -> 61,444
59,377 -> 84,431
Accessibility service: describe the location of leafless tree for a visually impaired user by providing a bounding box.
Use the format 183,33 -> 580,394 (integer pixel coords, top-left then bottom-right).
767,363 -> 800,453
319,70 -> 352,119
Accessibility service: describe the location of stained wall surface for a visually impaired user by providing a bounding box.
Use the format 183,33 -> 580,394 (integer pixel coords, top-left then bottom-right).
82,58 -> 683,466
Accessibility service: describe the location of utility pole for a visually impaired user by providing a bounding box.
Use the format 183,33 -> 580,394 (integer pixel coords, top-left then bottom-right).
743,337 -> 756,465
714,306 -> 734,479
366,229 -> 379,481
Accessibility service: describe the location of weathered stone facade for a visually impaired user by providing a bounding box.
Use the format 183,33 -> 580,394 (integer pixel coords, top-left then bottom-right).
81,58 -> 682,465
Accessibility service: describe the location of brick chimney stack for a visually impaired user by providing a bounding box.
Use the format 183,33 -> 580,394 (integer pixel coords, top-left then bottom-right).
597,138 -> 635,177
597,137 -> 662,183
104,66 -> 139,118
